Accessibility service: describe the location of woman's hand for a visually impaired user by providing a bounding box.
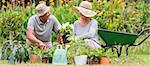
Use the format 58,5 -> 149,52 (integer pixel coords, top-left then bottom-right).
49,43 -> 53,48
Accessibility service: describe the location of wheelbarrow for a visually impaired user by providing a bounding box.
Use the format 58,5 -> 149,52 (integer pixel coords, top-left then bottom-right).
98,28 -> 150,57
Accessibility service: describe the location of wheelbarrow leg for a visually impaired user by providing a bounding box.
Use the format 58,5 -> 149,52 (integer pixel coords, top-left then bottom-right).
126,45 -> 130,56
119,45 -> 123,57
113,47 -> 120,57
112,48 -> 114,53
113,45 -> 123,57
118,45 -> 123,57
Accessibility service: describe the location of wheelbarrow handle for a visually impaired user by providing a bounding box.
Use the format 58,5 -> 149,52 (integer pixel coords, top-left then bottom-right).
131,28 -> 150,46
126,28 -> 150,56
138,28 -> 150,36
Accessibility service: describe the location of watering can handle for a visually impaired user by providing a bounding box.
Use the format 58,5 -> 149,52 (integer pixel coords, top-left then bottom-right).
56,45 -> 63,49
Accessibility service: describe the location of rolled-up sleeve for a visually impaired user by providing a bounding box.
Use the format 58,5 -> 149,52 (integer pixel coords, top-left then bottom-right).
27,16 -> 35,29
52,16 -> 61,32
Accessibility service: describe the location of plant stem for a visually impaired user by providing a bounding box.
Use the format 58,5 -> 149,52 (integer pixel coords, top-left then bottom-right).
9,31 -> 13,45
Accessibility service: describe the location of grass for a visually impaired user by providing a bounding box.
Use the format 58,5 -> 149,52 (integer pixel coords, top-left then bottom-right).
109,55 -> 150,66
0,55 -> 150,66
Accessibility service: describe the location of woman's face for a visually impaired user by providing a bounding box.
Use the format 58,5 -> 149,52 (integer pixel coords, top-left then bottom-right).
79,13 -> 90,20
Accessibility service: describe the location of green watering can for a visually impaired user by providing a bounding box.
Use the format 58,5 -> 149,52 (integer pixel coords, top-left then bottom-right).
52,45 -> 69,65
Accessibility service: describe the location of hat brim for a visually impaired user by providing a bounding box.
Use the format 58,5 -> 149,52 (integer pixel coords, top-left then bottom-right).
37,7 -> 50,16
73,6 -> 97,17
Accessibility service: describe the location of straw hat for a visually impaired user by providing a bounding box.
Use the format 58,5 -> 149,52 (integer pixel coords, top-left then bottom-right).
73,1 -> 96,17
36,3 -> 50,16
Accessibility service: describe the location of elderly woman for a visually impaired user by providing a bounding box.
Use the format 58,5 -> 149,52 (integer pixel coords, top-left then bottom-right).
73,1 -> 101,48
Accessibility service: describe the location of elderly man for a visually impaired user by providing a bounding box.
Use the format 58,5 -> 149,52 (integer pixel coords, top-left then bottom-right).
26,3 -> 61,49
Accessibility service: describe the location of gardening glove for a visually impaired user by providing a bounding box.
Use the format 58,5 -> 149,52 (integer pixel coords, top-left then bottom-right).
62,33 -> 72,44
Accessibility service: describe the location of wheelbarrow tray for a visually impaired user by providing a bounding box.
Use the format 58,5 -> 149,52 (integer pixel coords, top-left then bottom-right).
97,29 -> 150,57
98,29 -> 138,46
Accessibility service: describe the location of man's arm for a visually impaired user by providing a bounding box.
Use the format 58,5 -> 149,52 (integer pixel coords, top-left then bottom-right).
27,27 -> 40,44
26,27 -> 46,47
53,15 -> 61,33
52,15 -> 62,44
26,16 -> 47,49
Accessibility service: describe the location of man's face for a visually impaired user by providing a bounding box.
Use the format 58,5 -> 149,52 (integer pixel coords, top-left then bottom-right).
41,12 -> 51,22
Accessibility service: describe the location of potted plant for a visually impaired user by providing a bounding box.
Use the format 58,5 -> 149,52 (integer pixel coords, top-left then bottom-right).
100,57 -> 110,65
29,46 -> 41,63
87,48 -> 110,65
41,47 -> 55,63
74,47 -> 88,65
99,48 -> 111,65
41,50 -> 49,63
88,48 -> 100,65
73,39 -> 88,65
48,47 -> 55,63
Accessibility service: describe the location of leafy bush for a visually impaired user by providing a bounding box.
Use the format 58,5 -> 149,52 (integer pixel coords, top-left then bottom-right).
1,43 -> 30,64
52,4 -> 78,24
8,44 -> 30,64
41,47 -> 56,58
0,11 -> 24,33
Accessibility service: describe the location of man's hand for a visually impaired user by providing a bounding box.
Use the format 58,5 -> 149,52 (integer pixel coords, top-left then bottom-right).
39,42 -> 47,50
57,33 -> 63,44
